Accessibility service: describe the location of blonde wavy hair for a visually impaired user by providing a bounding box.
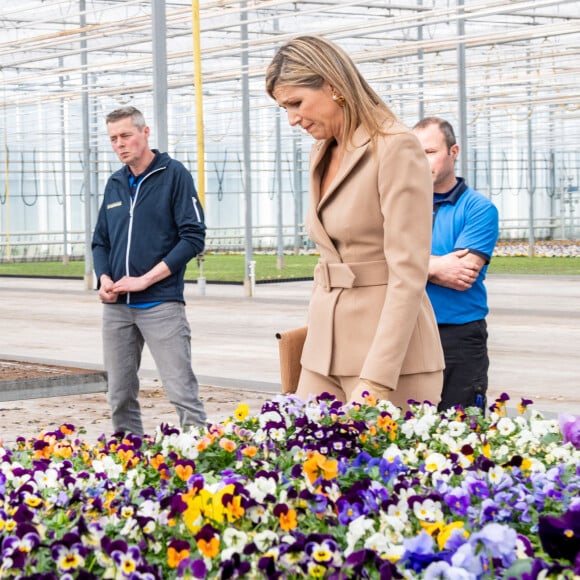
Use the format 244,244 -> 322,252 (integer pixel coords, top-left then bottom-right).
265,35 -> 397,148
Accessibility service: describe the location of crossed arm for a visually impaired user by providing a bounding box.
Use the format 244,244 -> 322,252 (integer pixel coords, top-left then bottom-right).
428,248 -> 486,291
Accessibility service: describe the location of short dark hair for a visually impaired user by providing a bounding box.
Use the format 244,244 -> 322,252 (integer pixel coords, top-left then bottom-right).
106,106 -> 146,129
413,116 -> 456,151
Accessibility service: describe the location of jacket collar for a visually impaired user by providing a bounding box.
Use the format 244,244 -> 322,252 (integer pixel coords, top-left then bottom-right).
123,149 -> 162,180
306,126 -> 371,262
311,125 -> 371,211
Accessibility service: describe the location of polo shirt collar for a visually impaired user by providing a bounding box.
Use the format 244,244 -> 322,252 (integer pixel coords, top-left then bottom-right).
434,177 -> 467,205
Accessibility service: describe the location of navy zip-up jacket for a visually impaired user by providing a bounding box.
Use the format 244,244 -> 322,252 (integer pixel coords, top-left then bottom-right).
92,150 -> 205,305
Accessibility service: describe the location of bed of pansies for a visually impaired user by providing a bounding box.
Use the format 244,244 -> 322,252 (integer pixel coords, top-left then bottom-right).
1,393 -> 579,579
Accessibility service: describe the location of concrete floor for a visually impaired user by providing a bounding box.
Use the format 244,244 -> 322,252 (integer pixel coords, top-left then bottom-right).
0,273 -> 578,415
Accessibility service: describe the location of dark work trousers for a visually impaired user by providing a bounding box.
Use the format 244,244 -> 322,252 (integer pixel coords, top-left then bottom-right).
437,319 -> 489,412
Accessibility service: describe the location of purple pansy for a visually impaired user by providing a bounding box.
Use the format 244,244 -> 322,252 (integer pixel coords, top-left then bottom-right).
539,507 -> 580,562
559,413 -> 580,448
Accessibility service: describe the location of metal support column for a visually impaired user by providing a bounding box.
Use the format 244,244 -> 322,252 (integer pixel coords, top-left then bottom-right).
59,58 -> 69,265
152,0 -> 168,153
275,108 -> 284,270
80,0 -> 93,290
527,84 -> 535,257
457,0 -> 468,180
293,135 -> 303,253
241,2 -> 253,296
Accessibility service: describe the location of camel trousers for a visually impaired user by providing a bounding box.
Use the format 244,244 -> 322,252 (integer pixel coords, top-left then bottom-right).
296,367 -> 443,411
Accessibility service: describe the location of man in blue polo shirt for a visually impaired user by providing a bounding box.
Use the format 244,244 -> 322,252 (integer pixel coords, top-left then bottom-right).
413,117 -> 499,412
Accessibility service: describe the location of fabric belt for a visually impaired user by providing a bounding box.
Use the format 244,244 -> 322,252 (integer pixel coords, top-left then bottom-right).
314,259 -> 389,292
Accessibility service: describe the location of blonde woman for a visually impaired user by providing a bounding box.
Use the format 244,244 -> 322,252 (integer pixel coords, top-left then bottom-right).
266,36 -> 444,407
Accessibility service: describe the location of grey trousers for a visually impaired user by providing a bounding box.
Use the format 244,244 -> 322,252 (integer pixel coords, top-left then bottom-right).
103,302 -> 207,435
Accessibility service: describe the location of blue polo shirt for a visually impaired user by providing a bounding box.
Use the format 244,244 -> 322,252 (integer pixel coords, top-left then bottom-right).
427,178 -> 499,325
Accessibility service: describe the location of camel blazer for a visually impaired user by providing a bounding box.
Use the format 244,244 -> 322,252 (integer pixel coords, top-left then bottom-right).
300,121 -> 444,389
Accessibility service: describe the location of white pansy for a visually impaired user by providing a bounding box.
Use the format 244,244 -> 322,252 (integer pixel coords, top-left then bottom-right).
280,534 -> 297,546
124,468 -> 145,490
462,432 -> 481,448
345,516 -> 376,554
382,444 -> 403,463
383,515 -> 408,534
496,417 -> 517,436
160,432 -> 200,458
401,447 -> 420,465
289,446 -> 308,462
304,405 -> 323,423
548,446 -> 574,461
142,520 -> 156,535
137,499 -> 161,519
400,419 -> 417,438
253,429 -> 268,444
246,475 -> 277,503
34,467 -> 59,489
413,498 -> 443,522
220,547 -> 242,562
527,458 -> 547,473
412,415 -> 438,440
382,543 -> 406,563
222,422 -> 236,435
530,419 -> 559,438
492,443 -> 510,461
488,465 -> 505,485
456,453 -> 473,469
269,427 -> 286,441
431,470 -> 453,485
424,452 -> 451,473
92,455 -> 123,479
364,532 -> 391,554
1,462 -> 30,485
514,431 -> 537,447
386,500 -> 410,523
513,416 -> 528,429
447,421 -> 467,437
395,486 -> 416,503
81,523 -> 104,548
222,528 -> 248,551
246,504 -> 268,524
120,517 -> 139,538
437,434 -> 461,453
147,541 -> 163,556
529,409 -> 548,422
258,410 -> 285,429
204,480 -> 232,494
253,530 -> 278,552
376,400 -> 401,419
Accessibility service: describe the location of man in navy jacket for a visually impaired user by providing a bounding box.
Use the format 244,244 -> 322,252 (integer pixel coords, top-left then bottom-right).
92,106 -> 207,435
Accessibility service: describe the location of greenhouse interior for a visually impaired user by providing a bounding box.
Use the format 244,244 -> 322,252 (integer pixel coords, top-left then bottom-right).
1,0 -> 579,273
